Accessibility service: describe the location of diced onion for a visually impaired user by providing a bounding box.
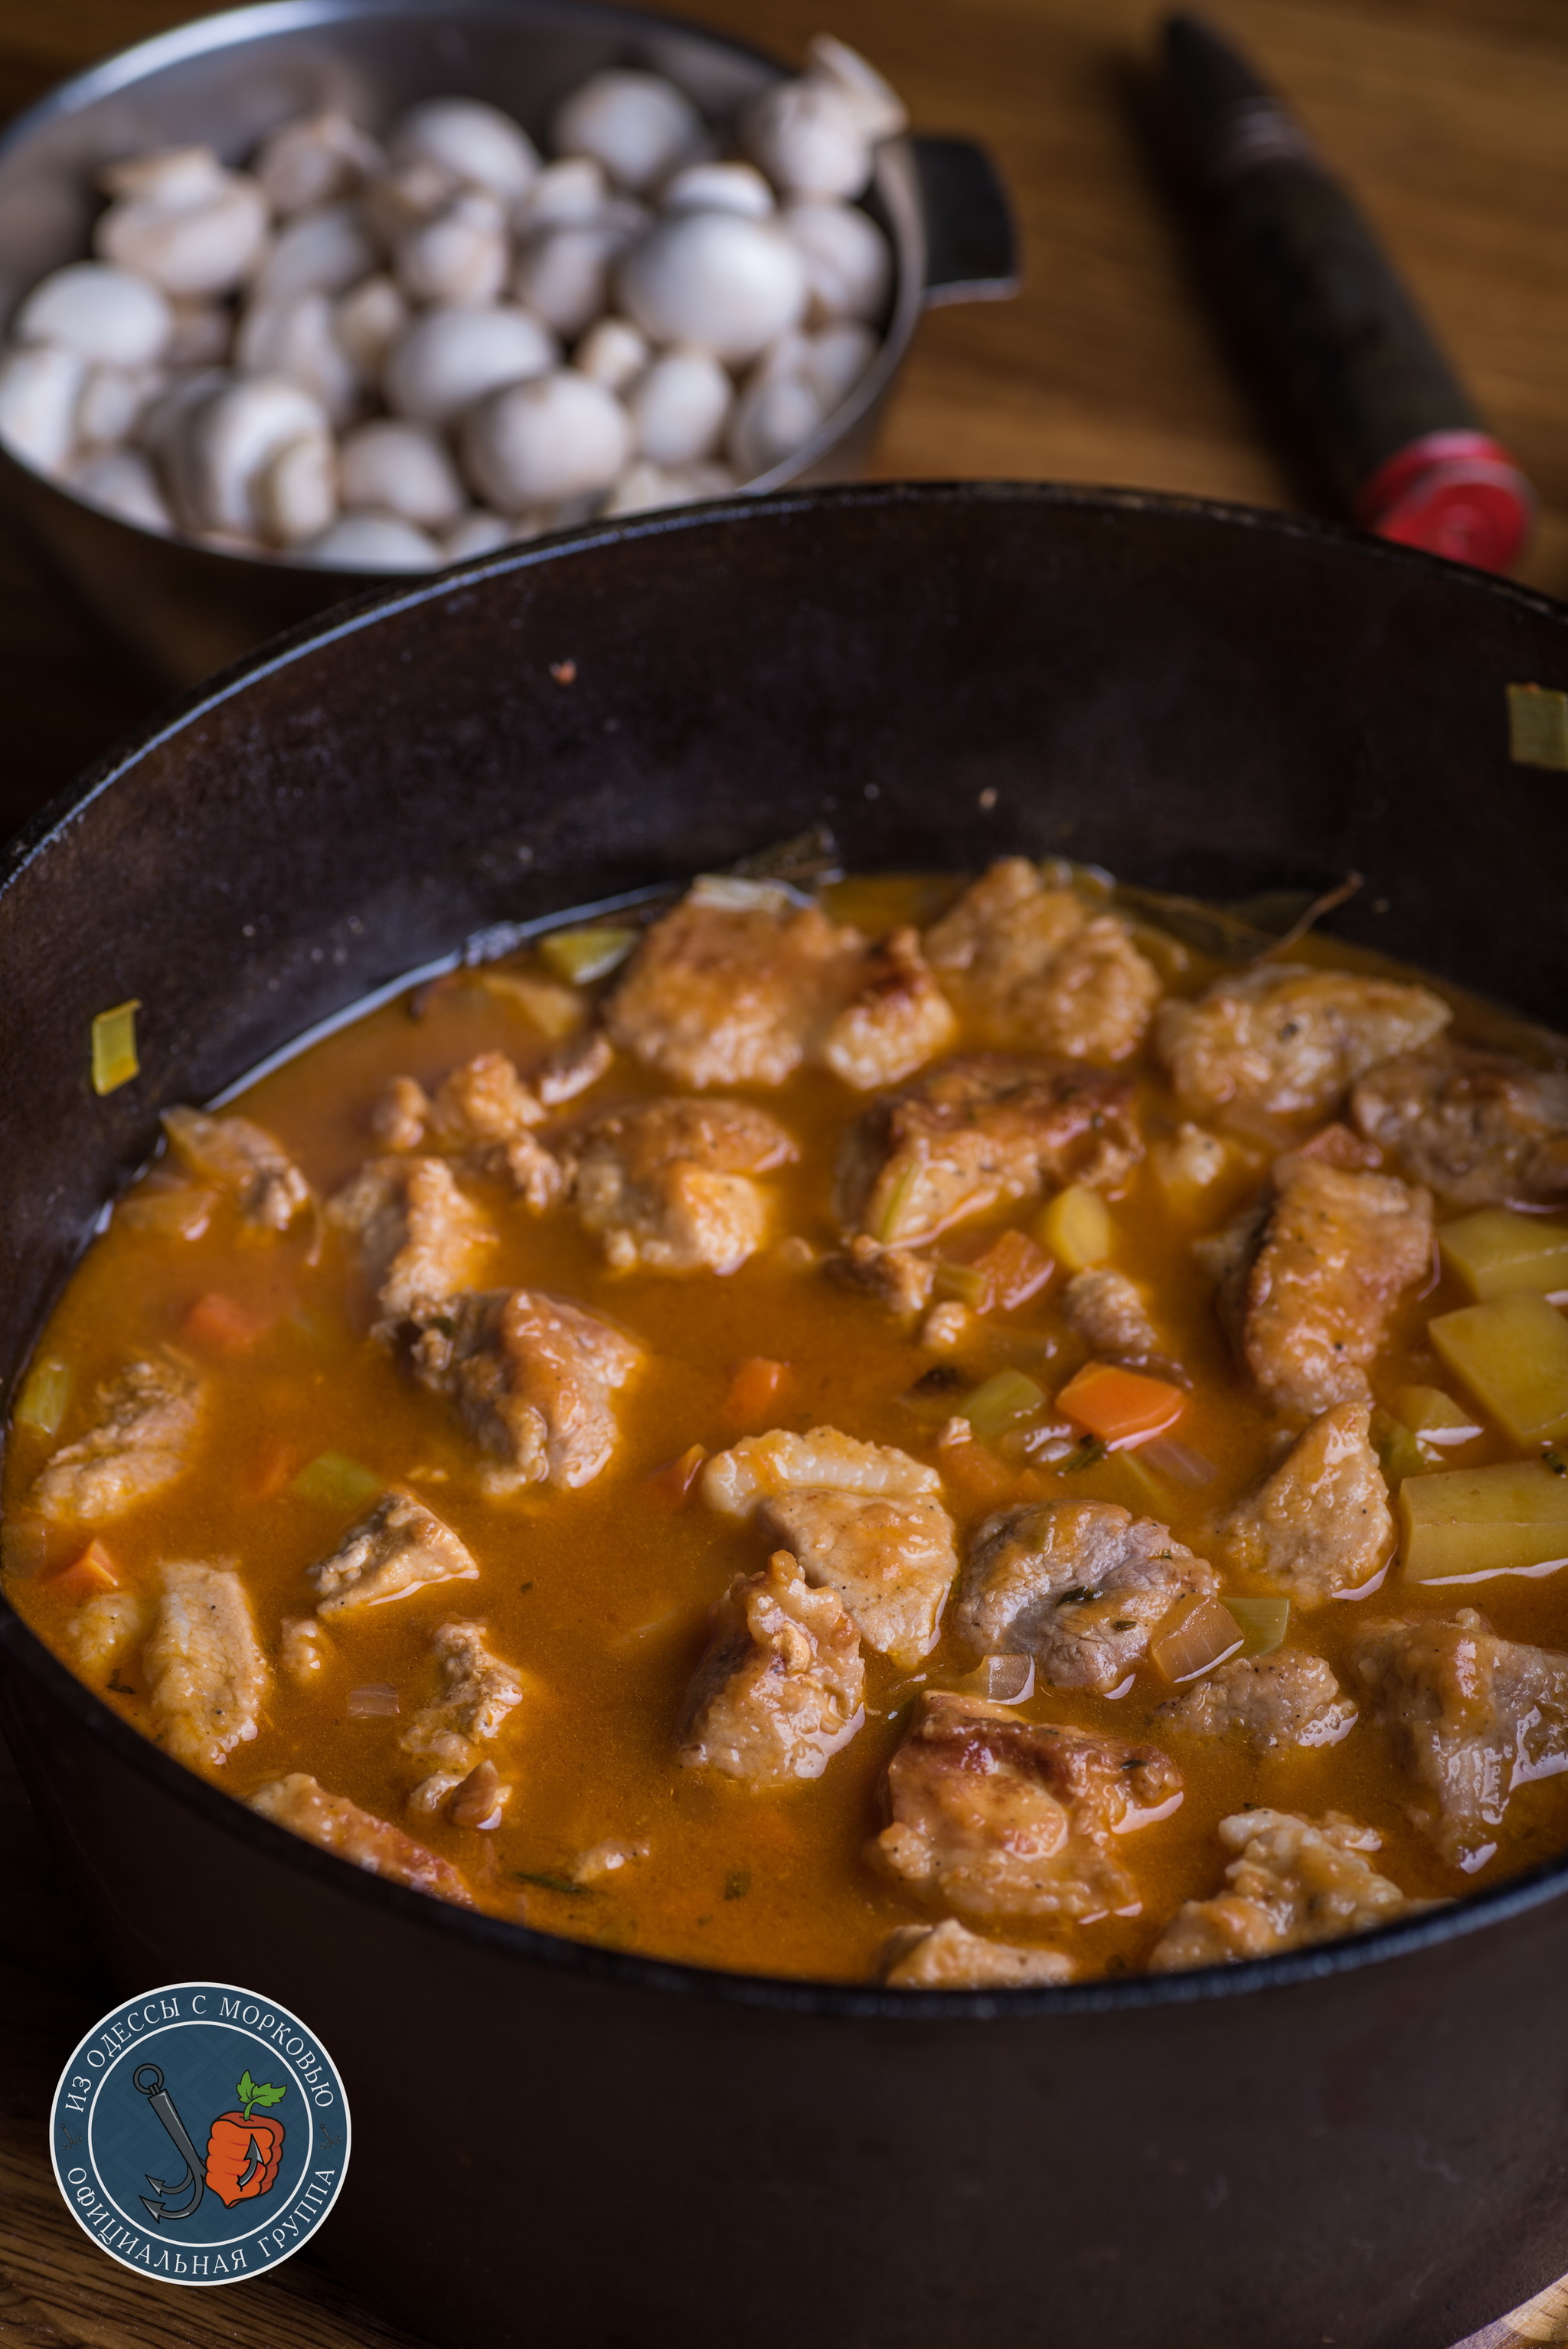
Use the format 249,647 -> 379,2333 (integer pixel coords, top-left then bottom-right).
347,1683 -> 400,1717
1151,1594 -> 1243,1684
1140,1437 -> 1217,1487
959,1653 -> 1035,1702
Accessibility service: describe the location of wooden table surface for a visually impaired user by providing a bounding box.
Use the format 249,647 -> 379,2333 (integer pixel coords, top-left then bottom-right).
4,0 -> 1568,2341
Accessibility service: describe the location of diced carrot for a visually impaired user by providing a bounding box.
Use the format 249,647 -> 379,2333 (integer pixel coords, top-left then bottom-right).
934,1429 -> 1016,1508
1056,1361 -> 1184,1449
51,1539 -> 119,1598
642,1443 -> 708,1511
722,1357 -> 791,1427
182,1292 -> 273,1354
972,1227 -> 1054,1310
253,1443 -> 299,1500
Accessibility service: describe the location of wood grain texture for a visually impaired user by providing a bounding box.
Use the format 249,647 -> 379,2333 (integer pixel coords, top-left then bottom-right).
2,1 -> 1567,2341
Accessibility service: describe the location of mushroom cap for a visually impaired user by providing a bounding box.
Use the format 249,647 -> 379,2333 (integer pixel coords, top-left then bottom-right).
806,37 -> 908,142
339,416 -> 467,524
511,221 -> 627,338
394,189 -> 510,306
0,342 -> 87,474
742,80 -> 874,201
617,211 -> 807,364
728,361 -> 825,479
626,346 -> 731,466
296,508 -> 443,568
236,289 -> 361,424
388,99 -> 541,201
782,200 -> 891,323
334,273 -> 410,374
99,145 -> 227,205
75,361 -> 163,449
383,302 -> 557,423
551,70 -> 702,193
69,445 -> 172,531
515,157 -> 612,230
461,368 -> 632,510
15,262 -> 172,368
252,202 -> 381,302
662,161 -> 775,220
95,171 -> 270,297
165,373 -> 332,535
255,109 -> 384,216
574,314 -> 649,392
442,508 -> 518,559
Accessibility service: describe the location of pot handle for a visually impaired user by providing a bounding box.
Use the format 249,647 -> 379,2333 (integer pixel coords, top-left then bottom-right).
911,135 -> 1021,307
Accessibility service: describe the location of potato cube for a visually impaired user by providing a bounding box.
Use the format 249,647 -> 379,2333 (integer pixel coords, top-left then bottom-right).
1037,1184 -> 1112,1271
1429,1292 -> 1568,1447
1390,1384 -> 1482,1445
1439,1207 -> 1568,1302
1402,1459 -> 1568,1582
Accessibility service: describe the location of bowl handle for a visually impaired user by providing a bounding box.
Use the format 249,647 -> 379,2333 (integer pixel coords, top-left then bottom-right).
911,135 -> 1021,306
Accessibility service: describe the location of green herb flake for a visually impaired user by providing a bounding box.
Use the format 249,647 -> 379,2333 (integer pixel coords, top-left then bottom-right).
237,2072 -> 286,2118
107,1674 -> 135,1696
1062,1436 -> 1108,1472
513,1870 -> 591,1897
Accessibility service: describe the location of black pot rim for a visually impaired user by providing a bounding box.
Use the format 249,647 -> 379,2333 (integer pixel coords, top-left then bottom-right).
8,476 -> 1568,2023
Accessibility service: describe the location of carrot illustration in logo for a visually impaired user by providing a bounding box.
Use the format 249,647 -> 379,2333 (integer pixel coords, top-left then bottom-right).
204,2072 -> 287,2207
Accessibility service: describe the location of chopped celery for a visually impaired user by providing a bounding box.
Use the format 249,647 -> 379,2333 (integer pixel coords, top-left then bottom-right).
934,1258 -> 991,1309
1222,1596 -> 1290,1657
1391,1384 -> 1482,1445
1065,1445 -> 1168,1516
1370,1408 -> 1431,1487
962,1371 -> 1047,1442
537,926 -> 639,985
1429,1292 -> 1568,1447
1401,1459 -> 1568,1582
289,1451 -> 384,1511
14,1357 -> 70,1436
1037,1184 -> 1112,1271
90,998 -> 141,1096
1439,1207 -> 1568,1302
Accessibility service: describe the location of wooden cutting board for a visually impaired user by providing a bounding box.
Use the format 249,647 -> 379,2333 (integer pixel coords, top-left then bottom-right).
3,0 -> 1568,2341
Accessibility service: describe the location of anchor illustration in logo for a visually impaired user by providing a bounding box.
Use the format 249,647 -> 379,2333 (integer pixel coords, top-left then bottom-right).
132,2063 -> 288,2223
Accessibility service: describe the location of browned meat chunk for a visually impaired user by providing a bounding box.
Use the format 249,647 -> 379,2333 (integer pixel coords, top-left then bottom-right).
162,1103 -> 312,1230
835,1055 -> 1142,1248
67,1590 -> 148,1678
1149,1809 -> 1431,1972
820,926 -> 959,1091
953,1500 -> 1219,1694
1157,1651 -> 1357,1753
142,1558 -> 268,1770
924,858 -> 1162,1062
704,1426 -> 955,1665
828,1234 -> 937,1322
879,1917 -> 1074,1988
250,1772 -> 472,1903
678,1551 -> 865,1785
402,1620 -> 532,1811
534,1027 -> 615,1107
1351,1044 -> 1568,1207
872,1691 -> 1181,1922
1218,1403 -> 1393,1602
1155,965 -> 1451,1120
562,1097 -> 797,1274
306,1490 -> 479,1616
328,1155 -> 496,1327
606,880 -> 861,1088
411,1288 -> 642,1495
1061,1268 -> 1174,1374
28,1354 -> 202,1524
759,1488 -> 958,1668
371,1073 -> 430,1152
1351,1611 -> 1568,1865
1210,1157 -> 1432,1419
368,1054 -> 562,1209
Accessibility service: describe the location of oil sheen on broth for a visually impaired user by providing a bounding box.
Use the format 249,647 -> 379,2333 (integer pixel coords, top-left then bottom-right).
9,858 -> 1568,1991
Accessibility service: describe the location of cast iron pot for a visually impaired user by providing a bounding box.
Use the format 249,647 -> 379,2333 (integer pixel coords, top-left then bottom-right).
4,484 -> 1568,2349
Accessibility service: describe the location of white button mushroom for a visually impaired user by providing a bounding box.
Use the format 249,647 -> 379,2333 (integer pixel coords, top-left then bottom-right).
603,454 -> 735,515
618,211 -> 806,364
255,109 -> 384,217
14,262 -> 172,368
514,157 -> 610,230
252,202 -> 381,302
296,508 -> 443,568
802,317 -> 877,408
743,80 -> 872,203
338,417 -> 467,524
441,508 -> 520,559
75,362 -> 163,449
551,70 -> 701,194
334,274 -> 409,374
236,290 -> 361,424
511,222 -> 630,338
727,356 -> 824,479
460,368 -> 632,511
626,346 -> 731,466
573,315 -> 648,392
360,158 -> 459,247
95,147 -> 270,298
805,36 -> 908,141
661,161 -> 775,219
162,374 -> 333,540
383,302 -> 557,424
0,342 -> 86,473
256,427 -> 338,544
388,99 -> 541,202
69,445 -> 172,531
394,188 -> 509,305
782,201 -> 890,323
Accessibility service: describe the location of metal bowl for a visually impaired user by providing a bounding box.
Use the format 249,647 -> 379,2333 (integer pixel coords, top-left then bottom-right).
0,0 -> 1017,686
